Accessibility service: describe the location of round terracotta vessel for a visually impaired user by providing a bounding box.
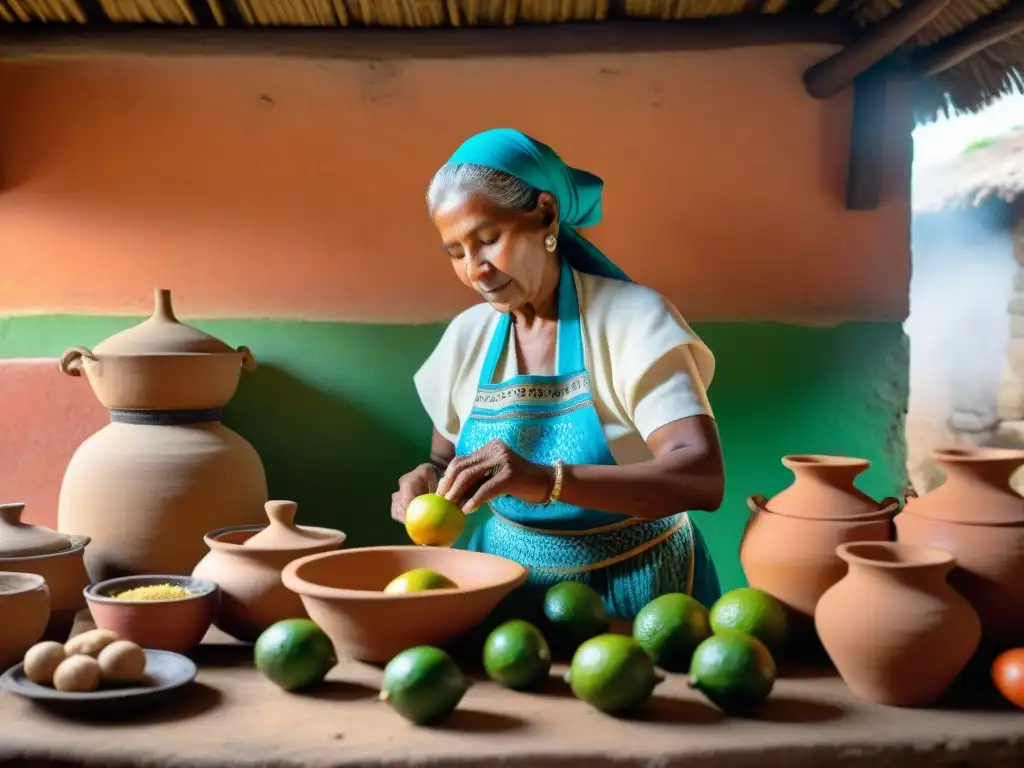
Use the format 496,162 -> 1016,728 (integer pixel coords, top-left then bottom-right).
282,546 -> 528,663
739,494 -> 897,640
59,288 -> 256,412
815,541 -> 980,707
57,288 -> 269,582
85,575 -> 219,654
192,500 -> 346,642
0,573 -> 50,670
895,447 -> 1024,648
766,454 -> 883,519
0,502 -> 90,640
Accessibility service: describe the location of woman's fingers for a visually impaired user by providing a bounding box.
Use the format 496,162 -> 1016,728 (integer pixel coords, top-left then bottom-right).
436,452 -> 484,499
462,465 -> 512,514
441,457 -> 495,509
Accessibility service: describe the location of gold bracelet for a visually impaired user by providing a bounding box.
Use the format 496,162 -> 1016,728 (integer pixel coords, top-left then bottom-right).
548,460 -> 565,503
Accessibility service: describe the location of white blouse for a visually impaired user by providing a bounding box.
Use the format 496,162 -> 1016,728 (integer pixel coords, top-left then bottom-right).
414,268 -> 716,467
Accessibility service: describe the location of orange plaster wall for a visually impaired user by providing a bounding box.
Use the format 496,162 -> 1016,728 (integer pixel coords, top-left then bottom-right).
0,45 -> 911,324
0,359 -> 108,527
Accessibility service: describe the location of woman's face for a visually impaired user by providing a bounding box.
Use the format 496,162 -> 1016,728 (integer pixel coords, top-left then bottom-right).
433,189 -> 558,313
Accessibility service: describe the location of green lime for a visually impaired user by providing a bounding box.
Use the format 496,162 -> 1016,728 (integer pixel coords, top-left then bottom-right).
688,631 -> 776,714
254,618 -> 336,692
483,619 -> 552,691
383,568 -> 458,594
543,581 -> 609,653
633,593 -> 712,673
380,646 -> 470,725
565,634 -> 663,714
709,587 -> 789,655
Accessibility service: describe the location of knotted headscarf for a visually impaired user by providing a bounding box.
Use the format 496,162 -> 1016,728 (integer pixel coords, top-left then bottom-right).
443,128 -> 631,283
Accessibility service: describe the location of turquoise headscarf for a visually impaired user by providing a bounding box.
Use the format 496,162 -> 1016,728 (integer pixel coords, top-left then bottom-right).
444,128 -> 631,283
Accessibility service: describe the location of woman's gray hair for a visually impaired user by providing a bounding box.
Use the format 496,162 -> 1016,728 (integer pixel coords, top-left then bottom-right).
426,163 -> 540,216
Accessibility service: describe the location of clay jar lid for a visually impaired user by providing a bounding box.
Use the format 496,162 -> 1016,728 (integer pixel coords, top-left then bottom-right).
0,503 -> 74,557
93,288 -> 236,356
243,501 -> 346,550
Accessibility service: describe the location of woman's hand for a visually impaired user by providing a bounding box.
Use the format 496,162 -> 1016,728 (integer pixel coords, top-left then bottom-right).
391,463 -> 441,523
436,439 -> 554,514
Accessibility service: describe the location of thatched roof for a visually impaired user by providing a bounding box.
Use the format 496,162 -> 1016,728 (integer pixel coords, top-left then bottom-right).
1,0 -> 1022,119
913,125 -> 1024,211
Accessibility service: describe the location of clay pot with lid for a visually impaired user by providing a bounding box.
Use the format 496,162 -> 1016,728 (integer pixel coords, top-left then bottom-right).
0,573 -> 50,670
895,447 -> 1024,648
57,288 -> 269,581
59,288 -> 256,412
0,503 -> 90,640
815,542 -> 980,706
192,501 -> 347,642
739,455 -> 898,642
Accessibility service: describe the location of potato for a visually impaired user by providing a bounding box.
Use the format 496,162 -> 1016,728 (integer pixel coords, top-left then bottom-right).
52,655 -> 102,693
97,640 -> 146,685
23,641 -> 67,686
64,629 -> 119,658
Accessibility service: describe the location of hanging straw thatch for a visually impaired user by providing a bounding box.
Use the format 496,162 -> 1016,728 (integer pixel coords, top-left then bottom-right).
913,125 -> 1024,212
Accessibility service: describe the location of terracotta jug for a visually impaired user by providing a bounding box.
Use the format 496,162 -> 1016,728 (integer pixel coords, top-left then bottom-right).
192,500 -> 346,642
739,493 -> 897,642
58,288 -> 269,581
0,573 -> 50,670
895,447 -> 1024,648
766,454 -> 882,519
815,541 -> 980,706
0,502 -> 90,640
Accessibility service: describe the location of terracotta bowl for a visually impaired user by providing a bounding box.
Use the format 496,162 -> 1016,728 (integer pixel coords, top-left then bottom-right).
0,574 -> 50,671
281,546 -> 528,663
84,575 -> 219,654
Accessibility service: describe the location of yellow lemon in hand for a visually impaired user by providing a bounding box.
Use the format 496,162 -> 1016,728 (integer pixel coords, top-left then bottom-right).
383,568 -> 458,594
405,493 -> 466,547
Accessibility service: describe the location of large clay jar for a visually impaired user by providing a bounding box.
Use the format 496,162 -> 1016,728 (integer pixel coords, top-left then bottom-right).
192,500 -> 346,642
815,541 -> 980,706
0,503 -> 90,640
57,288 -> 269,582
895,447 -> 1024,649
0,573 -> 50,670
740,469 -> 897,645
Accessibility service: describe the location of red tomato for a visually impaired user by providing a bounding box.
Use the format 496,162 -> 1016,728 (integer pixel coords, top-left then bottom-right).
992,648 -> 1024,709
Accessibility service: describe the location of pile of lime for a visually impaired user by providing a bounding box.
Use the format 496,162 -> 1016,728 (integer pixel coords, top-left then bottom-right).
252,580 -> 790,725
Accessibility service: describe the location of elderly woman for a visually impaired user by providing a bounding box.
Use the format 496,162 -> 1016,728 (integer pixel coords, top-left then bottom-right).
391,128 -> 725,617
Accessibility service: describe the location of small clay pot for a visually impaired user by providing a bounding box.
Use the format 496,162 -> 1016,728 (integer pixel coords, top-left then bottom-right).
191,501 -> 346,642
0,503 -> 91,640
281,546 -> 528,663
85,575 -> 219,654
815,541 -> 980,706
740,494 -> 896,641
766,454 -> 884,519
895,447 -> 1024,649
0,573 -> 50,670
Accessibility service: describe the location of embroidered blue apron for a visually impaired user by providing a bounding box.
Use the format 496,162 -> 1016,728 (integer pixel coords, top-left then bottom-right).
454,260 -> 722,618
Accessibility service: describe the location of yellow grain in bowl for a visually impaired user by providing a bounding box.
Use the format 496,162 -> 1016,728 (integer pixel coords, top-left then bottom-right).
114,584 -> 197,601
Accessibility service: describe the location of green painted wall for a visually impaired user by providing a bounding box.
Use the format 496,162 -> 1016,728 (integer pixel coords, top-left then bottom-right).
0,316 -> 909,594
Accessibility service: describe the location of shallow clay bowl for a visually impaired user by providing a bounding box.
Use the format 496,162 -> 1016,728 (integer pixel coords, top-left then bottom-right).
281,546 -> 528,663
85,575 -> 219,654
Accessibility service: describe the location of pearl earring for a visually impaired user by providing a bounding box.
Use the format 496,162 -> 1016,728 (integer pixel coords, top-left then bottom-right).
544,233 -> 558,252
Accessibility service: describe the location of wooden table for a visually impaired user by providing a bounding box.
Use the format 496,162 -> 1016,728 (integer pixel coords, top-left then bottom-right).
2,615 -> 1024,768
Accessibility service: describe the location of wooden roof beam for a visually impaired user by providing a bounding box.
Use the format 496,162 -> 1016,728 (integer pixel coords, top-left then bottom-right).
912,0 -> 1024,76
803,0 -> 954,99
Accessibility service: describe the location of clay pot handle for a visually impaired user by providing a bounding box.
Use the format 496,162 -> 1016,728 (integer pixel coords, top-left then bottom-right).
0,502 -> 26,526
746,494 -> 768,514
877,497 -> 901,516
59,347 -> 96,377
265,500 -> 298,529
238,346 -> 258,373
